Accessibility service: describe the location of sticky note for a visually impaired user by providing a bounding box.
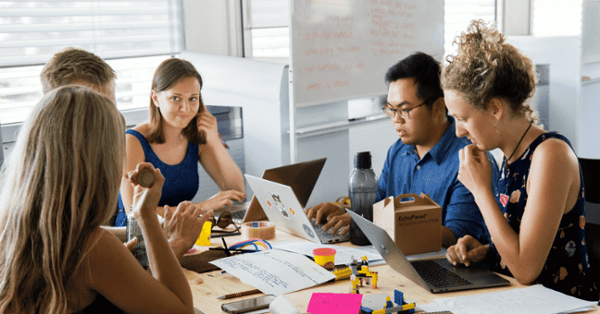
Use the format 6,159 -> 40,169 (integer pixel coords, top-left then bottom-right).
307,293 -> 363,314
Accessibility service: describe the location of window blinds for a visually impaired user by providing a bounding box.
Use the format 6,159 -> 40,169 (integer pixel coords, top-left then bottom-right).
0,0 -> 184,67
0,0 -> 183,125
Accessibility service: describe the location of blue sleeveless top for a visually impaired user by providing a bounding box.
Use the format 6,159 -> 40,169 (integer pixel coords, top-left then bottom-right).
115,129 -> 199,226
489,132 -> 598,301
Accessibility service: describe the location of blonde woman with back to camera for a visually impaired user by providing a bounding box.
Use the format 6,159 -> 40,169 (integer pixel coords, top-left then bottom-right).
442,20 -> 598,301
0,86 -> 204,313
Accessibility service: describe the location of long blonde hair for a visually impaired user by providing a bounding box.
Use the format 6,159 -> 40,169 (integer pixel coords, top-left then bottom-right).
0,85 -> 125,313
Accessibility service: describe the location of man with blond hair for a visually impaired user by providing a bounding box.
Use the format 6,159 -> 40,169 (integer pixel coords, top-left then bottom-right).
41,47 -> 117,103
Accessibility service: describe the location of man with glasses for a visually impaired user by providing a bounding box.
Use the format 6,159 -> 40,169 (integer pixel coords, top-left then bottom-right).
306,52 -> 499,247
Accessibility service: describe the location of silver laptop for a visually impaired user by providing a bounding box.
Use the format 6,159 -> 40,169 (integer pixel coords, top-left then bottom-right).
347,209 -> 510,293
215,158 -> 327,224
245,174 -> 350,244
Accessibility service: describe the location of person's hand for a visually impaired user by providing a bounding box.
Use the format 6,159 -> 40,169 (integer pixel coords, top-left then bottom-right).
196,111 -> 220,145
127,163 -> 165,220
125,237 -> 138,251
446,235 -> 489,267
305,202 -> 350,235
458,144 -> 493,197
199,190 -> 246,211
163,201 -> 213,254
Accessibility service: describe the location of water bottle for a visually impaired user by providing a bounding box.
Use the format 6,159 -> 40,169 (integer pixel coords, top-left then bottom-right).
349,151 -> 378,245
126,168 -> 154,269
127,213 -> 149,269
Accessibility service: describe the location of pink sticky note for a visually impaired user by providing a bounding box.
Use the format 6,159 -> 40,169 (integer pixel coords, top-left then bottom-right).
307,293 -> 363,314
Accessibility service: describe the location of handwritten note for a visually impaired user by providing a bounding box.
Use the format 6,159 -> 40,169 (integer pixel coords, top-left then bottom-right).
307,293 -> 363,314
291,0 -> 444,106
210,250 -> 335,296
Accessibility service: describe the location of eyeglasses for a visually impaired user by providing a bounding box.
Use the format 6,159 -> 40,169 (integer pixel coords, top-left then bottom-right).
382,100 -> 431,119
209,211 -> 240,233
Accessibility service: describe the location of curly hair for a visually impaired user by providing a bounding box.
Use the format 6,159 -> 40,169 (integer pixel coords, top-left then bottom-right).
441,20 -> 538,121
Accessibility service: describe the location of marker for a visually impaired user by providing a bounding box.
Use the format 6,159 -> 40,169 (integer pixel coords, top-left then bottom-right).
138,168 -> 155,188
217,288 -> 262,300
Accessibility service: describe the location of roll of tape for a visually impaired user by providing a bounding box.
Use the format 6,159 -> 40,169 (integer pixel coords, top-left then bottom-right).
241,221 -> 276,240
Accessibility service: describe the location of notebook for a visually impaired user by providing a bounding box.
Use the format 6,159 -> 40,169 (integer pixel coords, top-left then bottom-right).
215,158 -> 327,223
347,209 -> 510,293
245,174 -> 350,244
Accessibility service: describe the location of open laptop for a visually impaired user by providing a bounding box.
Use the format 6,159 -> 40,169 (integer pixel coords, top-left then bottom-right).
245,174 -> 350,244
215,158 -> 327,223
347,209 -> 510,293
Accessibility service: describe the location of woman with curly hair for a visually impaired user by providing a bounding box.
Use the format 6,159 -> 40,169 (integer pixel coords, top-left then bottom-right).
442,20 -> 598,301
0,85 -> 201,313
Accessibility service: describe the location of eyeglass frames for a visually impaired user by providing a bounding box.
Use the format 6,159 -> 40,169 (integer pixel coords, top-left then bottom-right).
382,99 -> 432,119
209,211 -> 240,233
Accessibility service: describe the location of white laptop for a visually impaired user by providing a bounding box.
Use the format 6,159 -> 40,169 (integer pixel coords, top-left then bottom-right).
216,158 -> 327,224
245,174 -> 350,244
347,209 -> 510,293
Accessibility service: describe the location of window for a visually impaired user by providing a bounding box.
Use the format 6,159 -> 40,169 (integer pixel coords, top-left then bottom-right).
444,0 -> 497,57
242,0 -> 497,59
243,0 -> 290,59
0,0 -> 184,125
531,0 -> 582,36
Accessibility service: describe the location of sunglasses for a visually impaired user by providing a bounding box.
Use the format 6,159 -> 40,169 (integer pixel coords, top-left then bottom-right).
208,211 -> 240,233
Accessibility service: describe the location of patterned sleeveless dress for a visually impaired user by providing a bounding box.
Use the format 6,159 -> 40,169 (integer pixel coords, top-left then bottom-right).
488,132 -> 599,301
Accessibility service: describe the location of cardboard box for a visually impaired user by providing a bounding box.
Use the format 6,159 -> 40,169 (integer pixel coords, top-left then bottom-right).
373,193 -> 442,255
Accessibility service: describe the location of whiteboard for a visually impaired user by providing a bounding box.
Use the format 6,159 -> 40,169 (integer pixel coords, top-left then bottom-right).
290,0 -> 444,107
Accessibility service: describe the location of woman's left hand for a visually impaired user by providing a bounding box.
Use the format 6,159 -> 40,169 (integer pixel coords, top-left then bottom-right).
196,111 -> 220,145
458,144 -> 493,197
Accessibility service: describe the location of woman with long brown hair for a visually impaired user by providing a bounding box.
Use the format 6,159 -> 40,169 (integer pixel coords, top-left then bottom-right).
116,58 -> 245,226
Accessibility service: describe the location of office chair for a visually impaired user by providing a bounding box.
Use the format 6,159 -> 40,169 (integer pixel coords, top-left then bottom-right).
580,158 -> 600,288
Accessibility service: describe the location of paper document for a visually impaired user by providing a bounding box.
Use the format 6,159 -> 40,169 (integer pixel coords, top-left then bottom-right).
271,240 -> 446,264
210,250 -> 335,296
271,240 -> 382,265
419,284 -> 597,314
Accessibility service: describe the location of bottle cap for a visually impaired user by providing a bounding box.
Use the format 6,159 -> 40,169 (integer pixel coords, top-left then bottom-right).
138,169 -> 155,188
354,151 -> 372,169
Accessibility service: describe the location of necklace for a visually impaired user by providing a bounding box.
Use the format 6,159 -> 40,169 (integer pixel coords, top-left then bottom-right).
506,121 -> 533,162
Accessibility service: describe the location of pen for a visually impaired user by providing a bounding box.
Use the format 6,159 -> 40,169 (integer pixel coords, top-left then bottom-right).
211,232 -> 241,238
217,288 -> 262,300
208,247 -> 255,253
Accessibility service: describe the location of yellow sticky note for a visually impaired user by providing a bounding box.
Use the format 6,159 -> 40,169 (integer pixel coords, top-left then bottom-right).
196,221 -> 212,246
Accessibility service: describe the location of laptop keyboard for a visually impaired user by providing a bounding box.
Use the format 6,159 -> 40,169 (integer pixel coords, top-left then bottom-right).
411,260 -> 473,288
231,210 -> 246,221
311,221 -> 348,243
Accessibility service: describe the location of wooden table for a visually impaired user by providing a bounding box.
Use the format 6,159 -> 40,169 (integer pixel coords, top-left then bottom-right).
185,231 -> 600,314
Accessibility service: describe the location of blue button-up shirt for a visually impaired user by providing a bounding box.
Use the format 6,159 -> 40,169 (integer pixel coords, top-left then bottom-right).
377,116 -> 499,242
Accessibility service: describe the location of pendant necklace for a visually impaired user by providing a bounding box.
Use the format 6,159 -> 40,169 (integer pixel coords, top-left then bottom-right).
506,121 -> 533,163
